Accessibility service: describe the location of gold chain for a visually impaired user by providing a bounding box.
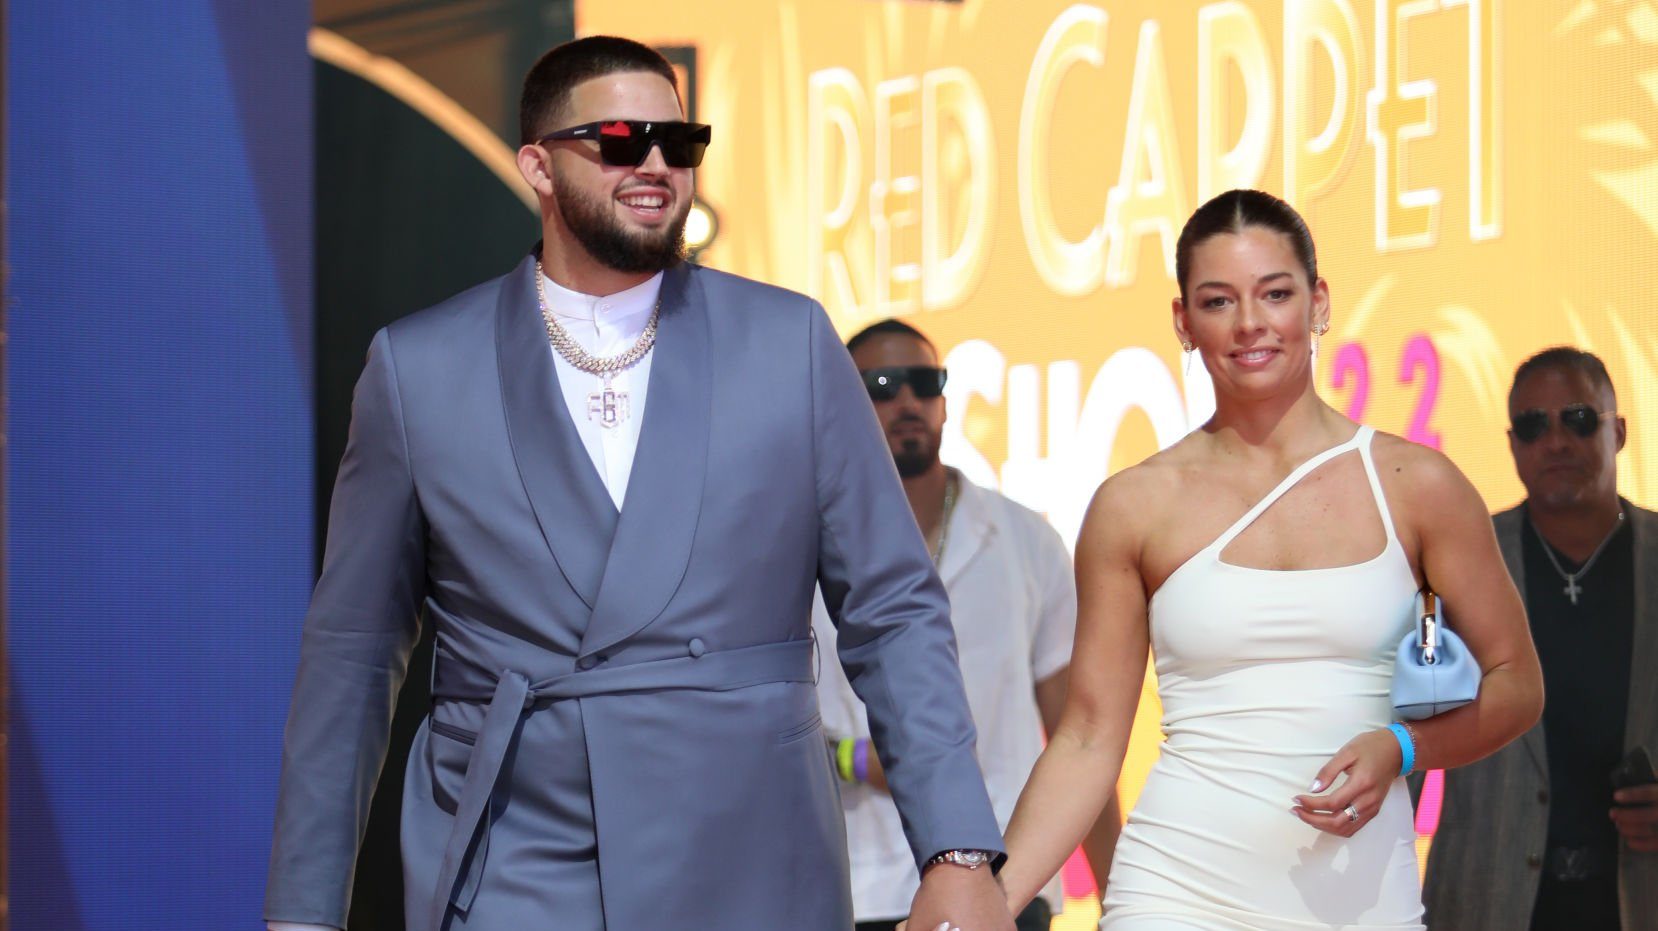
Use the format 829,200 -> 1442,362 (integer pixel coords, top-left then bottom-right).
930,469 -> 960,566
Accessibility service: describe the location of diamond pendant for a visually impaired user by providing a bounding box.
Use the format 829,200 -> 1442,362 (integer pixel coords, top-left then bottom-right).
586,377 -> 629,429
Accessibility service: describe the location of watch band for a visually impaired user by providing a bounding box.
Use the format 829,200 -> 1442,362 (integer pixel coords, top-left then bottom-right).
925,848 -> 993,871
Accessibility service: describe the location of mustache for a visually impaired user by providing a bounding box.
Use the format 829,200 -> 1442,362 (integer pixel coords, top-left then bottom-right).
889,414 -> 930,429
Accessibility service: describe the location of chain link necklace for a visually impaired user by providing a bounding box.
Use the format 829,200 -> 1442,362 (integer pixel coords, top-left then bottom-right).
929,469 -> 961,566
534,260 -> 661,429
1529,505 -> 1625,605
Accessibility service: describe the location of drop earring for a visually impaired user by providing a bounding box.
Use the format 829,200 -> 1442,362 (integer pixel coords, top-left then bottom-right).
1182,340 -> 1196,374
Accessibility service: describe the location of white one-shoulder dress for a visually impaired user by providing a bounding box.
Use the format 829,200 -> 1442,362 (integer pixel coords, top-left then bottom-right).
1101,427 -> 1426,930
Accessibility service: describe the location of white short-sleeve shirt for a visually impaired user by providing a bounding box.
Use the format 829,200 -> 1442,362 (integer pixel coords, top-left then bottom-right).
811,474 -> 1078,920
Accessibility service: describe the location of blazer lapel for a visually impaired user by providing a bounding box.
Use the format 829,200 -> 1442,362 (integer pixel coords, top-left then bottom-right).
1624,501 -> 1658,749
496,252 -> 618,609
580,263 -> 710,658
1494,505 -> 1548,779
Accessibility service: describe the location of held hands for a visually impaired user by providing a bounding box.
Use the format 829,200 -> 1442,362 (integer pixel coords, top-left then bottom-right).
1292,729 -> 1403,837
1611,784 -> 1658,852
901,863 -> 1015,931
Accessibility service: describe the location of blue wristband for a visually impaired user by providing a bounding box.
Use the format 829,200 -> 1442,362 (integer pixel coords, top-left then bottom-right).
1388,722 -> 1416,776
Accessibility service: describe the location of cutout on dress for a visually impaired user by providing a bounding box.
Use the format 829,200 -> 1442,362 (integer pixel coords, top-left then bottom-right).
1216,448 -> 1392,572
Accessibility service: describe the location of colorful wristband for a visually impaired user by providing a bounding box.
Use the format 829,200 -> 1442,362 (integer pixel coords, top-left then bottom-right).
836,737 -> 856,782
852,739 -> 870,783
1388,722 -> 1416,776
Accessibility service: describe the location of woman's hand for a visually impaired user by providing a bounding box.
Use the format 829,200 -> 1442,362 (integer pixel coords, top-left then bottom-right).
1292,729 -> 1403,836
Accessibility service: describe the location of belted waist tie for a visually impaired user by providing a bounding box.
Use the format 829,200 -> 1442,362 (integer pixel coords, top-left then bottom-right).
425,638 -> 814,931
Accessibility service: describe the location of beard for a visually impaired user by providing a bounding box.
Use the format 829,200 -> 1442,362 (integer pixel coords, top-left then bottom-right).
554,174 -> 689,274
890,420 -> 941,478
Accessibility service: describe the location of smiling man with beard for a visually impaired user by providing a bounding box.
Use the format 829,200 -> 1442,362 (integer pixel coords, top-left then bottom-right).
264,36 -> 1010,931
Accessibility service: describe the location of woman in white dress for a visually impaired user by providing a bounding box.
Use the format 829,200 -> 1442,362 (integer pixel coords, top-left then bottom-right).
995,190 -> 1544,930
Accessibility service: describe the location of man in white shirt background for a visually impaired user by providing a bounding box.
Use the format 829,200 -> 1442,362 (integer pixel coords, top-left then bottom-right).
814,319 -> 1123,930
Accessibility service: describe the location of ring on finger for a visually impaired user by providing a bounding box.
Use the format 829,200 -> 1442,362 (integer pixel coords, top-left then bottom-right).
1344,804 -> 1360,823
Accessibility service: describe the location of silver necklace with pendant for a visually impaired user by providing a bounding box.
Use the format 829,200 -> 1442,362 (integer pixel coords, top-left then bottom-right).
1530,505 -> 1625,605
535,261 -> 660,430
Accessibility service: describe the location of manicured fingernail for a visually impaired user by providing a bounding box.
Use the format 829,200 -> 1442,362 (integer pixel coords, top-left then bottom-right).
1309,778 -> 1324,792
934,923 -> 950,931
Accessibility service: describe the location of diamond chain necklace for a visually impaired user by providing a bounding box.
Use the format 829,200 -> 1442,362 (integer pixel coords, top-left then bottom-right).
534,260 -> 661,429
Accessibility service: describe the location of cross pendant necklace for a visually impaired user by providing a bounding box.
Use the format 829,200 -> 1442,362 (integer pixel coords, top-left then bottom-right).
1529,506 -> 1624,606
1562,576 -> 1583,605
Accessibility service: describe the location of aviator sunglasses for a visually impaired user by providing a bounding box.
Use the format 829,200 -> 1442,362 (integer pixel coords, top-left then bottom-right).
1510,404 -> 1614,443
538,120 -> 712,168
860,366 -> 948,402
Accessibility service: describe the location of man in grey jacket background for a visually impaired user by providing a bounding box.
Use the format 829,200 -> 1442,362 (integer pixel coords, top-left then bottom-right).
265,35 -> 1012,931
1420,347 -> 1657,931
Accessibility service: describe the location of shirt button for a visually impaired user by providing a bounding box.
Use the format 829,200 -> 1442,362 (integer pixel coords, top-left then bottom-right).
1537,789 -> 1549,804
687,638 -> 707,658
1527,853 -> 1542,868
576,655 -> 598,671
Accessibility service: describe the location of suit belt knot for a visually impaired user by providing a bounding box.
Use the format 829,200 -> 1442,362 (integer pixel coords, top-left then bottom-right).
424,638 -> 815,931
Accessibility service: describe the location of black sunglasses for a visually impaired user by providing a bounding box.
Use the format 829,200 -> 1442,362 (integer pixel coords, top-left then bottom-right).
1510,404 -> 1613,443
538,120 -> 712,168
860,366 -> 948,401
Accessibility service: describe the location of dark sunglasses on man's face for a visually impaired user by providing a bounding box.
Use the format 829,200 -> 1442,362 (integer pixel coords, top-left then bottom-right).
1510,404 -> 1612,443
538,120 -> 712,168
860,366 -> 948,401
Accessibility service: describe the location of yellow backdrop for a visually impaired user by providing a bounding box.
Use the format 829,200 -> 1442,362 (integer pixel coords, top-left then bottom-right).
577,0 -> 1657,922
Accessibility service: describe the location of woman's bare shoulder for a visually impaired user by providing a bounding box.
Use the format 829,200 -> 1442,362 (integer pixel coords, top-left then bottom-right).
1367,430 -> 1483,511
1083,435 -> 1205,535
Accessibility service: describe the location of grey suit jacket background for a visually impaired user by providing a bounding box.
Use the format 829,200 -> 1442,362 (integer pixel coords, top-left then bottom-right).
264,254 -> 1003,930
1418,501 -> 1658,930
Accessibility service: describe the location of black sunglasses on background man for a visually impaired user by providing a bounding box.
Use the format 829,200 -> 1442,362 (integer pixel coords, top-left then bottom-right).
1510,403 -> 1618,443
538,119 -> 712,168
860,366 -> 948,402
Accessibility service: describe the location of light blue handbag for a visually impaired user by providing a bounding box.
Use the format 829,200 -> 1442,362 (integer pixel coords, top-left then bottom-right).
1391,590 -> 1481,720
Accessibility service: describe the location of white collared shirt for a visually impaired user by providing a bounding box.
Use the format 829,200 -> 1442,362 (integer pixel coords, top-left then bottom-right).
538,270 -> 661,509
811,475 -> 1078,919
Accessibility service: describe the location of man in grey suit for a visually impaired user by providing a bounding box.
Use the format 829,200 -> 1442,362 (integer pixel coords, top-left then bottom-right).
264,36 -> 1013,931
1420,347 -> 1657,930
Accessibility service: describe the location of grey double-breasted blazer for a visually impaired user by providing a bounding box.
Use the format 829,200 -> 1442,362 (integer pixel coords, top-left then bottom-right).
264,254 -> 1003,930
1420,500 -> 1658,930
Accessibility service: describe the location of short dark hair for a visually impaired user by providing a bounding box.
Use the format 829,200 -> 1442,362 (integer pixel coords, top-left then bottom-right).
518,36 -> 679,145
1508,346 -> 1617,411
1175,189 -> 1318,302
845,318 -> 936,358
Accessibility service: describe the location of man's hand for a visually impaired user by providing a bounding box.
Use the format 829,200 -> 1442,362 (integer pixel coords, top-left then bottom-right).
903,862 -> 1015,931
1611,784 -> 1658,853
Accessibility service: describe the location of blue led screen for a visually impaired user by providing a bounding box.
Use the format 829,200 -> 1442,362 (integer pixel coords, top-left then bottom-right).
7,2 -> 314,928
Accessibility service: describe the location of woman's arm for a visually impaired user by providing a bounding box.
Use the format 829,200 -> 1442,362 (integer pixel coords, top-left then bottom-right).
999,475 -> 1151,912
1396,445 -> 1544,766
1294,441 -> 1543,835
